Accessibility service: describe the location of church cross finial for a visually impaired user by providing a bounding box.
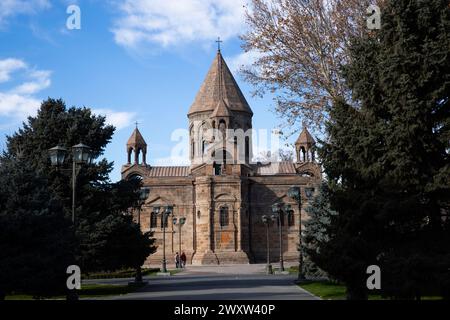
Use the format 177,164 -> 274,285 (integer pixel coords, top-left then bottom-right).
216,37 -> 223,52
135,121 -> 139,129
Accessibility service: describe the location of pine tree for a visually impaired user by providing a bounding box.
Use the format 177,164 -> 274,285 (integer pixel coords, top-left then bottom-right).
0,157 -> 76,299
317,0 -> 450,299
3,98 -> 155,277
303,182 -> 337,279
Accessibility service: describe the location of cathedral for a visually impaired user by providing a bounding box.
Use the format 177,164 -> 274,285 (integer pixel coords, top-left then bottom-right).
122,49 -> 321,265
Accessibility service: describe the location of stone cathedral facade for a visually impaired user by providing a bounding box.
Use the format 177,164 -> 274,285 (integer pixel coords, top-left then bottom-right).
122,50 -> 321,266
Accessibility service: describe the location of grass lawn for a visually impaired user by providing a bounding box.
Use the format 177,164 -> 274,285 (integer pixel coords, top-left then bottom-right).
299,281 -> 444,300
82,267 -> 183,279
5,283 -> 144,300
82,267 -> 159,279
5,268 -> 183,300
299,281 -> 352,300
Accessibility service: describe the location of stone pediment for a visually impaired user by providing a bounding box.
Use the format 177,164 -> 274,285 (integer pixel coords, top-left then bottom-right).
294,162 -> 322,179
214,193 -> 237,202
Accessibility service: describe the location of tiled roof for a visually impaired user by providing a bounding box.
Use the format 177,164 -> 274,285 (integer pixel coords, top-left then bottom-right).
211,99 -> 231,117
295,127 -> 315,145
188,51 -> 253,115
127,128 -> 147,147
256,161 -> 297,175
147,166 -> 190,177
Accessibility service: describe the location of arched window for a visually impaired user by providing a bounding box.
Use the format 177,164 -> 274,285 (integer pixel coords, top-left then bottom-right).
245,137 -> 250,162
219,206 -> 229,227
300,147 -> 306,162
160,214 -> 168,229
288,211 -> 295,227
218,120 -> 226,140
202,140 -> 208,155
278,213 -> 285,227
128,173 -> 143,182
150,212 -> 158,228
214,162 -> 221,175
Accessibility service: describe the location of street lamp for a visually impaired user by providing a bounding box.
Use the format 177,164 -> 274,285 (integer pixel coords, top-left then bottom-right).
173,216 -> 186,263
137,187 -> 150,225
262,214 -> 276,274
48,143 -> 93,224
288,186 -> 305,281
48,142 -> 92,301
134,186 -> 150,283
157,205 -> 173,273
272,202 -> 290,272
72,143 -> 93,164
48,145 -> 67,166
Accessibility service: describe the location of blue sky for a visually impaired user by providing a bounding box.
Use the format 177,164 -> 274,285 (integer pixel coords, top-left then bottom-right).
0,0 -> 295,181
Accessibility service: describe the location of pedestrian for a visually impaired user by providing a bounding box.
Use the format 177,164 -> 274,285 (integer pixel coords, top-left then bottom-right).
175,252 -> 180,268
180,252 -> 187,268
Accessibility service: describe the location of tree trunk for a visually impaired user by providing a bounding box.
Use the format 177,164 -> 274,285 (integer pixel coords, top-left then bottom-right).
135,267 -> 143,283
66,289 -> 79,301
346,286 -> 368,300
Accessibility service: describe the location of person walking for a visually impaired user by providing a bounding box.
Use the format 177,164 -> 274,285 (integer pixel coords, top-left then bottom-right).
180,252 -> 187,268
175,252 -> 180,269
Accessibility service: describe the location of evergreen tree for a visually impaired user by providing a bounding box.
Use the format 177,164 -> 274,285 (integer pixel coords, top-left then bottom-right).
303,182 -> 337,279
3,98 -> 155,278
0,157 -> 76,299
317,0 -> 450,299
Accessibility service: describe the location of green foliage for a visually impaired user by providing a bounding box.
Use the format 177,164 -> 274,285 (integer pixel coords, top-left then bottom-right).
316,0 -> 450,299
82,268 -> 160,279
303,182 -> 337,279
0,98 -> 155,297
0,157 -> 76,298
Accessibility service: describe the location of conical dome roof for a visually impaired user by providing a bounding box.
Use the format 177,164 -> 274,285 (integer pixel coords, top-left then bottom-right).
211,99 -> 231,118
188,51 -> 253,116
127,127 -> 147,147
295,127 -> 315,146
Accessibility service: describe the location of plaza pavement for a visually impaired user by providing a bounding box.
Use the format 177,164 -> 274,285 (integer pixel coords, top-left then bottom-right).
83,263 -> 320,300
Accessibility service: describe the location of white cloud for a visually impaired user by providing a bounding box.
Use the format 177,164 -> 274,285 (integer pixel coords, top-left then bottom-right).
111,0 -> 248,49
11,70 -> 51,95
0,58 -> 50,119
0,92 -> 41,119
0,0 -> 50,26
92,109 -> 136,130
0,58 -> 26,82
226,50 -> 260,73
0,58 -> 135,130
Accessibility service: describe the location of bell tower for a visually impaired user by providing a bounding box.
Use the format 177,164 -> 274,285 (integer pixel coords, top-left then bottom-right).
295,124 -> 316,163
187,48 -> 253,173
127,124 -> 147,165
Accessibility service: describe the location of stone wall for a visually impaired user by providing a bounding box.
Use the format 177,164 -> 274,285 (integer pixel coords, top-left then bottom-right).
128,167 -> 319,267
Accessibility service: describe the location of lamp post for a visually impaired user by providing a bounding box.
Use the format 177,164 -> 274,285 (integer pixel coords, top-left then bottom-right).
272,202 -> 291,272
137,187 -> 150,226
156,205 -> 173,273
48,143 -> 93,224
262,214 -> 276,274
134,186 -> 150,283
288,186 -> 306,281
173,217 -> 186,259
48,143 -> 93,301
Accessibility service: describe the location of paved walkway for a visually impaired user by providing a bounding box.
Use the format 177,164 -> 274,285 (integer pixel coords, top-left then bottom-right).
84,264 -> 319,300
